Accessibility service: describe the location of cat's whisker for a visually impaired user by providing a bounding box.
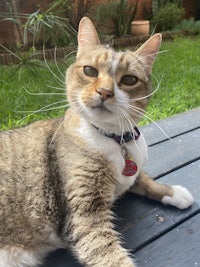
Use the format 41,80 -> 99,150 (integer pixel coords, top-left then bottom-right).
23,87 -> 66,96
48,119 -> 65,148
129,73 -> 163,102
115,111 -> 126,143
118,107 -> 136,133
47,84 -> 66,91
128,106 -> 175,142
139,49 -> 169,61
34,104 -> 69,112
17,100 -> 68,123
64,49 -> 77,62
118,108 -> 143,153
53,47 -> 66,80
129,49 -> 167,71
43,46 -> 65,86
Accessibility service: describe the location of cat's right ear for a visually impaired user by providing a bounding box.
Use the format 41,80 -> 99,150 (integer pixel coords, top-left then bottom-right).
77,17 -> 100,57
136,33 -> 162,75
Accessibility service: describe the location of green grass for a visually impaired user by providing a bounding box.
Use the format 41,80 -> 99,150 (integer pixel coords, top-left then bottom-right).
0,62 -> 68,129
143,36 -> 200,124
1,36 -> 200,130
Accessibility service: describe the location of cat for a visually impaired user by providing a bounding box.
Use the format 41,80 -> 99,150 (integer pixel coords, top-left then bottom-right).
0,17 -> 194,267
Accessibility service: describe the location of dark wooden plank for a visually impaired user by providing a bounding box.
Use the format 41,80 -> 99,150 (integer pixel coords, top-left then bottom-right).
145,128 -> 200,178
135,213 -> 200,267
43,249 -> 80,267
159,160 -> 200,223
115,160 -> 200,251
141,108 -> 200,146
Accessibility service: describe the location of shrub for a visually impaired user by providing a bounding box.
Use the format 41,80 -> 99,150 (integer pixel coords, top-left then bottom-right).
151,3 -> 185,32
0,0 -> 77,49
94,0 -> 138,37
173,18 -> 200,34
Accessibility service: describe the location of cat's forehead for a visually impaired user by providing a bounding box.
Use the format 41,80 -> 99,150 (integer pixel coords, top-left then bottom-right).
77,46 -> 137,73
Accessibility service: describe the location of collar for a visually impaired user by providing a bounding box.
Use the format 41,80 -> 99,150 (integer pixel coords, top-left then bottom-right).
93,125 -> 140,144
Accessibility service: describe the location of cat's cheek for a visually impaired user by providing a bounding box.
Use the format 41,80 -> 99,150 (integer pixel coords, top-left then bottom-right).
114,85 -> 130,109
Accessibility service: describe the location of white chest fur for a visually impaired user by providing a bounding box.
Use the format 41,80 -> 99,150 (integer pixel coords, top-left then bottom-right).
78,120 -> 148,198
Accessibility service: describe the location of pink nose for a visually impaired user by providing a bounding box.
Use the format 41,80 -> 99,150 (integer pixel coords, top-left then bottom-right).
96,88 -> 114,101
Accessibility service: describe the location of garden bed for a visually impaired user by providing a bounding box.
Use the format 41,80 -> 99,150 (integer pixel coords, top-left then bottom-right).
0,30 -> 194,65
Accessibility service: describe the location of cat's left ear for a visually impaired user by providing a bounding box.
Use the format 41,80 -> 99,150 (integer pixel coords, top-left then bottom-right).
136,33 -> 162,74
77,17 -> 100,57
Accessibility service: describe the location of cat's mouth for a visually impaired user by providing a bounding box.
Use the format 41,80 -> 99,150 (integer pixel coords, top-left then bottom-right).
91,103 -> 112,113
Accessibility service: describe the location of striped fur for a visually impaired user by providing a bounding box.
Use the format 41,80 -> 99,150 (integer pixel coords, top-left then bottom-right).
0,17 -> 193,267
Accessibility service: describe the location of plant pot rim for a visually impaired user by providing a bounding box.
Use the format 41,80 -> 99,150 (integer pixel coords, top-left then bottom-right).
131,20 -> 149,25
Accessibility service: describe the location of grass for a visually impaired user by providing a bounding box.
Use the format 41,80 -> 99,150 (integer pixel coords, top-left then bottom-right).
0,36 -> 200,130
142,36 -> 200,124
0,61 -> 68,130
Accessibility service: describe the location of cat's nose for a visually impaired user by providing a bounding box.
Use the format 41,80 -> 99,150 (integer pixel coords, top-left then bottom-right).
96,88 -> 114,101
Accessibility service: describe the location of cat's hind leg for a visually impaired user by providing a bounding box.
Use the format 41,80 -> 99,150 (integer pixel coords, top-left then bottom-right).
0,246 -> 45,267
130,170 -> 193,209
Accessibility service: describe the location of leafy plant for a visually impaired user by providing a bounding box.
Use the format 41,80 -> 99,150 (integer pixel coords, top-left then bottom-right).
152,0 -> 183,14
151,3 -> 185,31
70,0 -> 95,30
95,0 -> 138,37
0,0 -> 76,49
173,18 -> 200,34
23,9 -> 76,49
0,44 -> 44,80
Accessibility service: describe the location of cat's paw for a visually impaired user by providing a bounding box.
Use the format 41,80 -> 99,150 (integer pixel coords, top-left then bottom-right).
161,185 -> 194,209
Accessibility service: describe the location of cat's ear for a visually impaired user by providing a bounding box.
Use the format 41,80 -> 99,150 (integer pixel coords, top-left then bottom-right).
77,17 -> 100,57
136,33 -> 162,74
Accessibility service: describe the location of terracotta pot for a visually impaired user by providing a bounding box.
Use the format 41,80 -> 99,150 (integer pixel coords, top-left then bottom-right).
131,20 -> 150,36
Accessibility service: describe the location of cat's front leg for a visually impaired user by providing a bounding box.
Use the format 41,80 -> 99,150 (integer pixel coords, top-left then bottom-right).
130,170 -> 193,209
66,208 -> 135,267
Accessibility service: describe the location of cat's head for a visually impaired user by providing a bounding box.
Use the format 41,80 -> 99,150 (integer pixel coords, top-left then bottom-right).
66,17 -> 161,134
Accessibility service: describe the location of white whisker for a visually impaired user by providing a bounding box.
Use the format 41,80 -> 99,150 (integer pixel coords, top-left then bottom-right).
43,45 -> 65,85
64,49 -> 77,62
129,73 -> 163,102
23,87 -> 65,96
47,84 -> 66,91
118,107 -> 143,153
35,104 -> 69,112
48,119 -> 65,147
115,110 -> 125,143
54,47 -> 66,79
17,100 -> 68,123
129,105 -> 175,142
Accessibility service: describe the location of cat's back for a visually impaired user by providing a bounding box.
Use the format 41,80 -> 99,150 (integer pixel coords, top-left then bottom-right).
0,118 -> 62,173
0,118 -> 65,244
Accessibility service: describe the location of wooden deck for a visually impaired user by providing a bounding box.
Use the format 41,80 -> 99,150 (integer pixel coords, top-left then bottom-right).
42,108 -> 200,267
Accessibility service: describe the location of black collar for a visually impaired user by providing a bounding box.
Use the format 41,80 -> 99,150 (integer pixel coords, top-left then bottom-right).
93,125 -> 140,144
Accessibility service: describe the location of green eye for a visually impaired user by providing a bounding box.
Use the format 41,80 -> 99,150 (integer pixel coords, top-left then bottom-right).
120,75 -> 138,86
84,66 -> 98,77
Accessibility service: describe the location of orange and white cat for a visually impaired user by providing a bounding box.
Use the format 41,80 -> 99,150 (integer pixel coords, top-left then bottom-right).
0,17 -> 193,267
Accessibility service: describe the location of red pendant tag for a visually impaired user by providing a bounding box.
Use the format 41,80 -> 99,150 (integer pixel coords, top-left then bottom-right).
122,159 -> 138,176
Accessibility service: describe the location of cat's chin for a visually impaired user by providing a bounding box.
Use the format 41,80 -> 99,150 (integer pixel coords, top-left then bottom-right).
91,105 -> 112,114
80,106 -> 117,128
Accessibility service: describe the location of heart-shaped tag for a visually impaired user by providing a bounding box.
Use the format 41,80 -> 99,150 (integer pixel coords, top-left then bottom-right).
122,159 -> 138,176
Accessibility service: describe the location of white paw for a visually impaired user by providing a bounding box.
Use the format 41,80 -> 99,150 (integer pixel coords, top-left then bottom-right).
161,185 -> 194,209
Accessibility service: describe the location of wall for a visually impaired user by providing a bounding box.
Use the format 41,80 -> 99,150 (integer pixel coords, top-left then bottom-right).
0,0 -> 153,48
0,0 -> 52,47
0,0 -> 196,49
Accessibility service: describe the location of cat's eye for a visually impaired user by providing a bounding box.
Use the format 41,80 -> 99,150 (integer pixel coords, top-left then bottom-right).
84,66 -> 98,77
120,75 -> 138,86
